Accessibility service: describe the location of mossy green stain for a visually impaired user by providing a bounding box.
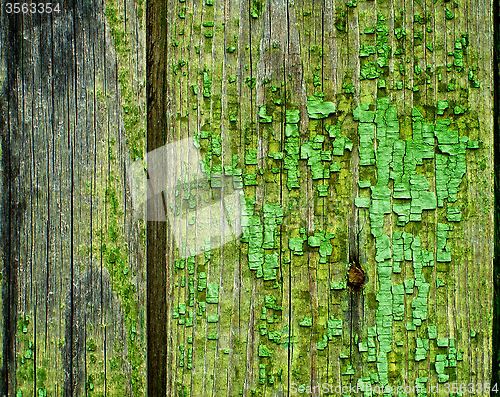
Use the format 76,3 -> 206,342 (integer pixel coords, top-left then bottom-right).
105,0 -> 145,161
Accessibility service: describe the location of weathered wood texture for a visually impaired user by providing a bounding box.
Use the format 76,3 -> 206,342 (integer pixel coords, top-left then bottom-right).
159,0 -> 494,396
0,0 -> 495,395
0,0 -> 147,395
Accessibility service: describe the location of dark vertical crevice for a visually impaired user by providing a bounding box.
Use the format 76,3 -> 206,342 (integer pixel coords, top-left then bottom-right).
347,144 -> 365,378
0,10 -> 23,397
146,0 -> 168,394
60,0 -> 80,392
492,0 -> 499,391
59,2 -> 76,393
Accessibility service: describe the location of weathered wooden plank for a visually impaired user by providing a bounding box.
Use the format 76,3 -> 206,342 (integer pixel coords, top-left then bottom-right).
89,0 -> 147,392
185,1 -> 206,395
237,0 -> 258,394
261,1 -> 290,395
18,11 -> 38,397
156,1 -> 494,396
462,0 -> 494,386
88,3 -> 110,395
0,0 -> 147,394
223,2 -> 247,396
36,8 -> 66,396
348,0 -> 369,386
165,0 -> 184,393
0,7 -> 23,383
209,2 -> 228,395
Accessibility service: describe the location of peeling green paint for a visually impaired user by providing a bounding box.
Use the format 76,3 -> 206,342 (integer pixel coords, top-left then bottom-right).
160,3 -> 487,393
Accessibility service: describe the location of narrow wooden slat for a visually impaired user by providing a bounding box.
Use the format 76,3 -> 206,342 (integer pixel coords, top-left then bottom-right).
223,1 -> 247,395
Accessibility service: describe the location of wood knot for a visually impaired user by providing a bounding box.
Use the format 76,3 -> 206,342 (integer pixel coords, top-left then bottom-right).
347,262 -> 365,293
